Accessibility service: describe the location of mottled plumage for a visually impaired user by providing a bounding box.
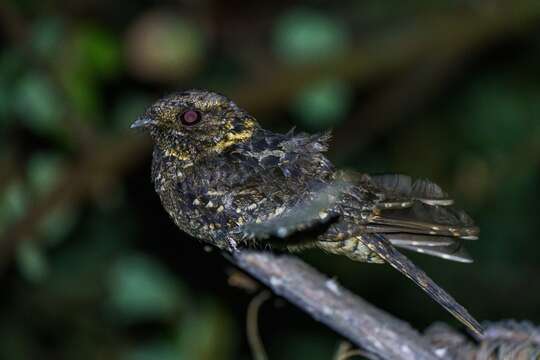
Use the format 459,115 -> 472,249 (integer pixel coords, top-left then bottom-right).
132,90 -> 483,337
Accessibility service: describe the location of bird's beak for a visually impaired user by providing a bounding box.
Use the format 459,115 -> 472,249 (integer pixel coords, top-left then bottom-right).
130,115 -> 156,129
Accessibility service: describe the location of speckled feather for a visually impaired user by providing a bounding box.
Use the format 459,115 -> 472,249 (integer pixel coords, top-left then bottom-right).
133,90 -> 483,337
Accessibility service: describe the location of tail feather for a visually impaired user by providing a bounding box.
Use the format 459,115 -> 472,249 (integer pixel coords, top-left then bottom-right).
362,233 -> 483,338
385,233 -> 473,263
396,242 -> 473,263
384,233 -> 455,247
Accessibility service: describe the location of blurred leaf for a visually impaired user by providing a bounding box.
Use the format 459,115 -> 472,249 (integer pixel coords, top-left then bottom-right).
43,211 -> 132,300
273,8 -> 349,65
0,182 -> 28,232
26,153 -> 79,247
39,207 -> 78,246
125,11 -> 206,82
0,50 -> 26,124
292,79 -> 351,129
71,26 -> 121,78
3,182 -> 27,217
14,71 -> 64,136
107,254 -> 186,322
15,241 -> 49,283
176,300 -> 235,360
27,152 -> 64,197
30,17 -> 65,61
62,26 -> 121,119
126,341 -> 180,360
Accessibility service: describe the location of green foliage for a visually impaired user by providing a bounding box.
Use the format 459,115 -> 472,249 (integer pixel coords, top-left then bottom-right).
273,8 -> 349,65
292,79 -> 351,129
29,17 -> 65,61
27,153 -> 64,196
107,254 -> 186,322
125,12 -> 206,82
0,182 -> 27,232
0,51 -> 25,124
63,25 -> 121,120
39,207 -> 78,246
175,300 -> 235,360
127,342 -> 180,360
14,71 -> 64,136
15,241 -> 49,283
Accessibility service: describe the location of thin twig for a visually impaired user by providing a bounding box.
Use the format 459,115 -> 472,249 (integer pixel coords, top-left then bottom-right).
337,350 -> 374,360
334,341 -> 379,360
247,290 -> 271,360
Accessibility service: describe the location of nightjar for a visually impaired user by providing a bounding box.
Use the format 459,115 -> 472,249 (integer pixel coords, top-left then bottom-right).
132,90 -> 483,337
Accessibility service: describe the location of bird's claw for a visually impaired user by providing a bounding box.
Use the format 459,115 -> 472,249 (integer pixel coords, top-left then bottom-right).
226,238 -> 239,253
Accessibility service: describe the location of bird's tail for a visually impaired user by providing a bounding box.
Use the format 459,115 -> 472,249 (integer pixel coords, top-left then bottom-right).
365,233 -> 483,338
317,234 -> 483,338
320,173 -> 483,337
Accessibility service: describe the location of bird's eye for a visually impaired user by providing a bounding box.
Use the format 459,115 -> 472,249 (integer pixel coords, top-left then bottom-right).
178,110 -> 201,126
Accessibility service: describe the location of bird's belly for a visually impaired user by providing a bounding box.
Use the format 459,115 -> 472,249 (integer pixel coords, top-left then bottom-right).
157,185 -> 251,248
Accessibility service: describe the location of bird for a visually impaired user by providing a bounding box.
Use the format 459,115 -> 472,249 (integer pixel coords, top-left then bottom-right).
131,89 -> 483,337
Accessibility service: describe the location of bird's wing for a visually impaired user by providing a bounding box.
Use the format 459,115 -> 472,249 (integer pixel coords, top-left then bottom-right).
361,174 -> 479,263
232,129 -> 341,240
361,233 -> 484,338
240,180 -> 346,239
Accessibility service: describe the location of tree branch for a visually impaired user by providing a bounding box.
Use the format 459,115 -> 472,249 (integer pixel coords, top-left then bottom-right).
229,250 -> 445,360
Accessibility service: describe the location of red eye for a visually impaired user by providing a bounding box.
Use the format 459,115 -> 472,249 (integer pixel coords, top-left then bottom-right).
178,110 -> 201,126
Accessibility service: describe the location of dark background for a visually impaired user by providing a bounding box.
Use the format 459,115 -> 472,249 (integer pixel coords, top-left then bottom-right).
1,0 -> 540,359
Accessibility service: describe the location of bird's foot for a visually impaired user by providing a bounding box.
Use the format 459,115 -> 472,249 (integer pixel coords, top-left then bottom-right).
226,238 -> 239,253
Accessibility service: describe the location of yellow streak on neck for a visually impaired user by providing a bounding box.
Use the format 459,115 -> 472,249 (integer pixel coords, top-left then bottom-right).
164,148 -> 191,161
212,119 -> 255,153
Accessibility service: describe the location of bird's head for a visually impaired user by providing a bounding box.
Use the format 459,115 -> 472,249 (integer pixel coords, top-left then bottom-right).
132,90 -> 258,163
